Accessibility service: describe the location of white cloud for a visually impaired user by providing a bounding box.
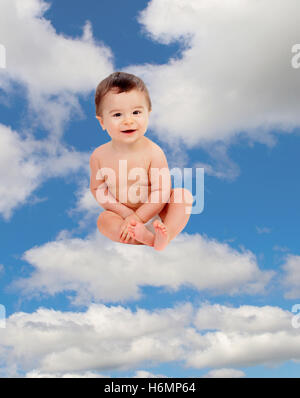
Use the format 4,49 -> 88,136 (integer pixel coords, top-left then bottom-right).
202,368 -> 245,378
67,184 -> 103,231
0,123 -> 88,220
186,303 -> 299,369
12,230 -> 273,305
0,0 -> 113,134
273,245 -> 290,253
26,370 -> 107,378
194,303 -> 291,334
26,368 -> 166,378
0,124 -> 40,219
256,226 -> 272,234
0,0 -> 113,219
0,302 -> 299,376
281,254 -> 300,299
133,370 -> 167,378
121,0 -> 300,178
191,142 -> 241,181
0,303 -> 192,375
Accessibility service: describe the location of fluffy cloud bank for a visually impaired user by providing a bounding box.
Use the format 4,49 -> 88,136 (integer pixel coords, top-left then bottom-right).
129,0 -> 300,149
281,254 -> 300,299
187,303 -> 299,369
0,303 -> 298,377
0,0 -> 113,134
13,229 -> 273,304
202,368 -> 245,378
0,123 -> 88,220
0,303 -> 192,376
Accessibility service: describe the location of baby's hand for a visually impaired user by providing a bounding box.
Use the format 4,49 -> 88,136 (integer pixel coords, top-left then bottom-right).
119,213 -> 143,243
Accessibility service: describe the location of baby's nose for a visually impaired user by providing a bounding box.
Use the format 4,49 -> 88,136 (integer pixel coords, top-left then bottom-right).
124,116 -> 134,124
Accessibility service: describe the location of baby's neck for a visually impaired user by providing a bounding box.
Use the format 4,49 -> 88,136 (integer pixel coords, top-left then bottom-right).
110,137 -> 145,154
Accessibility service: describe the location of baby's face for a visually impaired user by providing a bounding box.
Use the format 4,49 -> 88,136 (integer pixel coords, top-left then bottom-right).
96,88 -> 151,145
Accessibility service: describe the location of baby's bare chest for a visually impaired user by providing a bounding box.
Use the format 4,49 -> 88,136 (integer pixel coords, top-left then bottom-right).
100,155 -> 151,191
99,155 -> 151,206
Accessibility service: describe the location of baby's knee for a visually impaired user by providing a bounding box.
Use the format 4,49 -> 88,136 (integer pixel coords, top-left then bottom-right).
97,212 -> 104,231
182,188 -> 193,205
97,210 -> 114,231
172,188 -> 193,205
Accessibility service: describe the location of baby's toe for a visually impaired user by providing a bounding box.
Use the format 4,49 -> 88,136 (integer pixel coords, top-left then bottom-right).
153,220 -> 160,229
129,219 -> 137,226
158,222 -> 168,234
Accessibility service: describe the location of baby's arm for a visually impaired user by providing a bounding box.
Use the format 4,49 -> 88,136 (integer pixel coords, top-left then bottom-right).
135,147 -> 171,223
89,153 -> 134,219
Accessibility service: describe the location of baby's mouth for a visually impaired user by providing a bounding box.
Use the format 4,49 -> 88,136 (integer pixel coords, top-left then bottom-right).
121,129 -> 136,134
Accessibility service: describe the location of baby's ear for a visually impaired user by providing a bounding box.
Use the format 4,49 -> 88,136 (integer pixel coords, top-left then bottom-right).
96,115 -> 105,130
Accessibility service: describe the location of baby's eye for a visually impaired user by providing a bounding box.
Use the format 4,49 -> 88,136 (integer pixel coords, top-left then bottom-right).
113,113 -> 121,117
133,110 -> 141,115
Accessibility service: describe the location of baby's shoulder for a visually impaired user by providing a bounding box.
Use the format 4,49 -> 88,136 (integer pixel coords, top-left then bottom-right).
144,138 -> 168,168
90,143 -> 109,159
144,137 -> 164,155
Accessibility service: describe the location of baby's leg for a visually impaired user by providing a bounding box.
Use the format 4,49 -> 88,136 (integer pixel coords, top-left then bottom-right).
153,188 -> 193,251
127,220 -> 155,247
127,188 -> 193,251
97,210 -> 143,245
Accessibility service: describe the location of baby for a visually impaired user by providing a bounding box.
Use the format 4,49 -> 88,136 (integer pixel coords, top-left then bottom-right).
90,71 -> 193,251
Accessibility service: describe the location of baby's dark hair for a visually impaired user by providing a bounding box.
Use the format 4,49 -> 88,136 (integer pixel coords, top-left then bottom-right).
95,71 -> 152,116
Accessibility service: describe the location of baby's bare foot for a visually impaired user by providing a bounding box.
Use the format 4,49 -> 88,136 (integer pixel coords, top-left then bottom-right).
153,220 -> 169,251
127,220 -> 155,247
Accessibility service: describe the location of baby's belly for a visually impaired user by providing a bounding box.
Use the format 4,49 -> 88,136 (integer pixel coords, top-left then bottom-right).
108,182 -> 151,210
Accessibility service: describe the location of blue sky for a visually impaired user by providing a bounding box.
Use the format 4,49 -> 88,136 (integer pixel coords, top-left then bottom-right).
1,0 -> 300,378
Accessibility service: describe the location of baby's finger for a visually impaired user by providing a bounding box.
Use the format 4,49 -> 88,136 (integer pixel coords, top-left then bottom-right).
124,231 -> 131,243
120,226 -> 128,241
